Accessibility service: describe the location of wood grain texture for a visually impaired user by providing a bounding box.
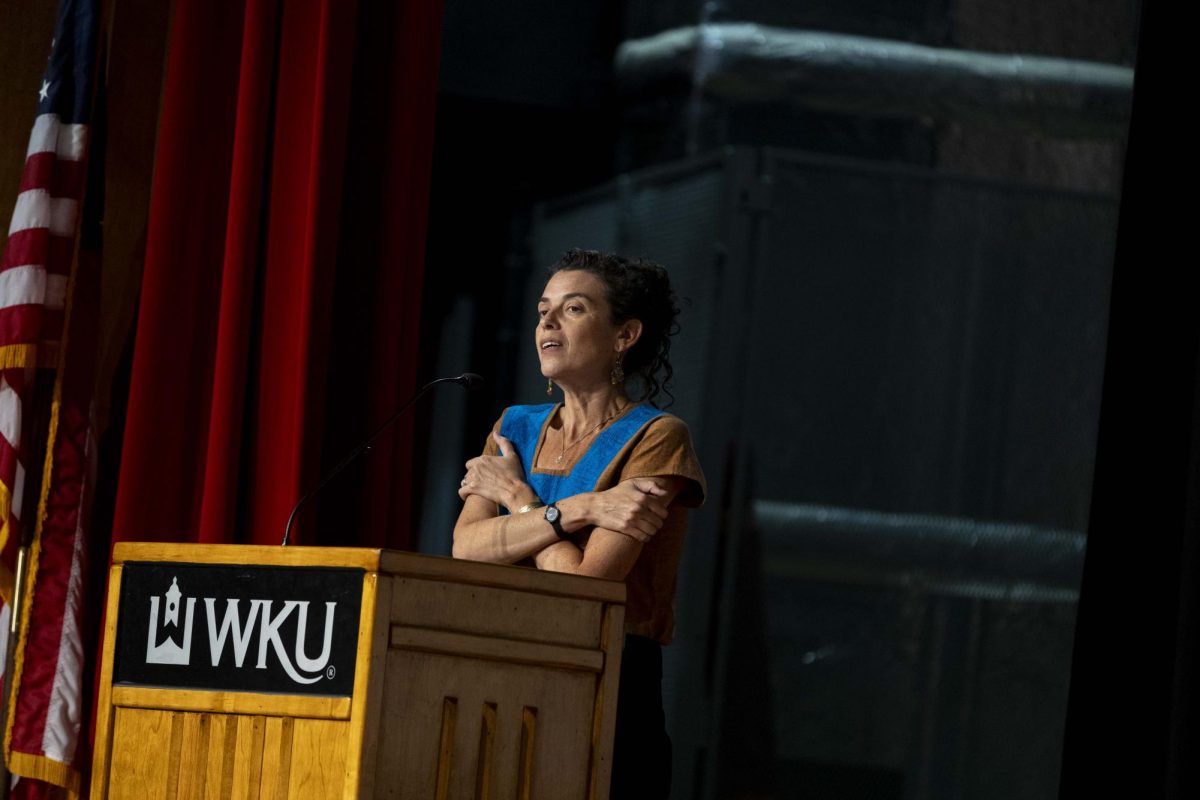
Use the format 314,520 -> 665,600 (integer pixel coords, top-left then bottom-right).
344,572 -> 388,798
434,697 -> 458,800
391,577 -> 602,649
230,715 -> 266,800
111,686 -> 351,720
112,542 -> 383,571
587,605 -> 626,800
205,715 -> 236,800
107,707 -> 174,798
378,551 -> 625,603
107,711 -> 251,799
176,713 -> 211,800
90,564 -> 125,799
517,706 -> 538,800
259,717 -> 295,800
376,650 -> 594,799
475,702 -> 498,800
288,718 -> 349,798
164,712 -> 187,798
390,626 -> 603,673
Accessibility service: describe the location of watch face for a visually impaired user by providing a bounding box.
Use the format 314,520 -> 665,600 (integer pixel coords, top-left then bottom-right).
545,506 -> 560,523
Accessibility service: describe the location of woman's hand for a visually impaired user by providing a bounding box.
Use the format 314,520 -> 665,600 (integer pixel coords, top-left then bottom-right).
584,478 -> 670,542
458,432 -> 539,512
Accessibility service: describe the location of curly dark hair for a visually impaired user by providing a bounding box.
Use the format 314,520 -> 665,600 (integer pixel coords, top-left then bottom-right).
549,249 -> 681,407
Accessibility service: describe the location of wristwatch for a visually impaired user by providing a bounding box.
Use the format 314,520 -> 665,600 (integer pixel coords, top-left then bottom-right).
544,503 -> 568,539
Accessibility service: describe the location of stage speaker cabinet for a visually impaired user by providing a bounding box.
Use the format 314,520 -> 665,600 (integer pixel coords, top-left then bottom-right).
91,543 -> 626,799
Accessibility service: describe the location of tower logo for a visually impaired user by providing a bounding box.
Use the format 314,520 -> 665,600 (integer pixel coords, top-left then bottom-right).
145,577 -> 196,665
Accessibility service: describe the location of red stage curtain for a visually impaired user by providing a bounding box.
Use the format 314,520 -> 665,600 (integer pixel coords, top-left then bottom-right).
110,0 -> 442,548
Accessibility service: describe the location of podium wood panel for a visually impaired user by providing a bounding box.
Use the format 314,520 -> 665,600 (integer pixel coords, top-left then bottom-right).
110,687 -> 352,719
92,544 -> 625,799
390,577 -> 603,649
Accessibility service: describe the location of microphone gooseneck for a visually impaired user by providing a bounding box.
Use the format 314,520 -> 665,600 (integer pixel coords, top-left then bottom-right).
281,372 -> 484,546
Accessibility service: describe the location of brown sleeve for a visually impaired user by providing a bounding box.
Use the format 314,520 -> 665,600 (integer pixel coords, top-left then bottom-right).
618,415 -> 707,507
480,411 -> 505,457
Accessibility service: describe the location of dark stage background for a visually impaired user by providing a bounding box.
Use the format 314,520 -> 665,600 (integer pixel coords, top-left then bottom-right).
2,1 -> 1193,799
411,2 -> 1152,800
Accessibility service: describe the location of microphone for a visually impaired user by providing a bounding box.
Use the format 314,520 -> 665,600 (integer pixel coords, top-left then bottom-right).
281,372 -> 484,546
453,372 -> 484,390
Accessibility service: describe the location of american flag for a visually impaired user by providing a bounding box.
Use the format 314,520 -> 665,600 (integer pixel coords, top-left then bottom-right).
0,0 -> 102,793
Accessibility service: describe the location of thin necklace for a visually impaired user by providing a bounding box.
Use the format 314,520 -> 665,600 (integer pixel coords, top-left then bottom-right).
556,402 -> 629,464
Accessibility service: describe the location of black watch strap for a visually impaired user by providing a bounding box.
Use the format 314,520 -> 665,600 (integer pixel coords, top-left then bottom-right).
543,503 -> 568,539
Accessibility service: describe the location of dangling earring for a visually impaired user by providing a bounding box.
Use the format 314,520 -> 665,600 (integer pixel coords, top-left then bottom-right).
610,356 -> 625,385
546,378 -> 554,396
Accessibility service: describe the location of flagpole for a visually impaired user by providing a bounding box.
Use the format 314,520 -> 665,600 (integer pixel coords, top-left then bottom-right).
0,544 -> 29,795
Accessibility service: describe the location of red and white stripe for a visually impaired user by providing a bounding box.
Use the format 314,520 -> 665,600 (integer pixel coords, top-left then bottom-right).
0,114 -> 83,349
1,111 -> 86,603
0,109 -> 92,790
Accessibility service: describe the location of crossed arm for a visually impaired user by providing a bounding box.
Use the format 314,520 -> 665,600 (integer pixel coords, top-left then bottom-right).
452,432 -> 684,580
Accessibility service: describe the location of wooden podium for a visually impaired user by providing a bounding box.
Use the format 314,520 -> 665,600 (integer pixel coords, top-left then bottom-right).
91,543 -> 626,799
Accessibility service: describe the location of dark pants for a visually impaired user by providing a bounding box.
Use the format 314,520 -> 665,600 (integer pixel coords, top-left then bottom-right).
609,634 -> 672,799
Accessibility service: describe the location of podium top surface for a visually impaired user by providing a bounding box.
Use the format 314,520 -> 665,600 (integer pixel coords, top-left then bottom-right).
112,542 -> 626,603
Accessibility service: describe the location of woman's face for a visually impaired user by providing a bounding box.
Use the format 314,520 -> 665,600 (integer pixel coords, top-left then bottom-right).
536,270 -> 624,387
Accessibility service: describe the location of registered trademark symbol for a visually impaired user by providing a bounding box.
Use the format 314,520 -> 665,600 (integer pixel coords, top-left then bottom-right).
326,665 -> 336,679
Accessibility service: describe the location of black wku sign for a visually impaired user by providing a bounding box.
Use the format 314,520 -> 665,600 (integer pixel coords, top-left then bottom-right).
114,562 -> 363,696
